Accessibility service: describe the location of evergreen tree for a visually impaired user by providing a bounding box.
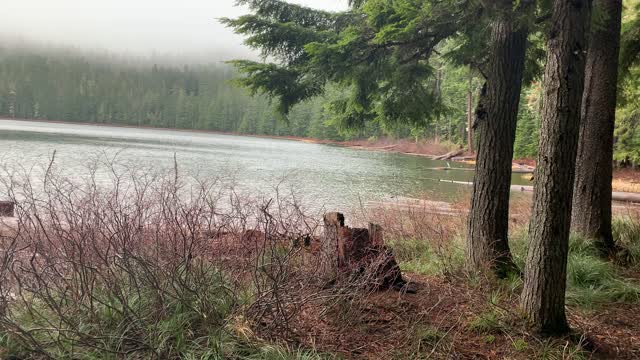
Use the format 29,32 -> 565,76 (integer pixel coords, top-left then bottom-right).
572,0 -> 623,254
521,0 -> 591,334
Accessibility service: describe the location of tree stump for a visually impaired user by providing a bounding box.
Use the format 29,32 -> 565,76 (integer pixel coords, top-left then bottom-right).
0,201 -> 14,218
322,212 -> 414,293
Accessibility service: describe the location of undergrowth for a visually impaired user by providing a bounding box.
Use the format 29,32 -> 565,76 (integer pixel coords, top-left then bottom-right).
1,157 -> 639,359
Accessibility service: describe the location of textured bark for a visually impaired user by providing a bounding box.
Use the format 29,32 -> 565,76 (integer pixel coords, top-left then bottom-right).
322,213 -> 410,291
466,15 -> 528,276
467,74 -> 474,153
572,0 -> 622,255
521,0 -> 591,335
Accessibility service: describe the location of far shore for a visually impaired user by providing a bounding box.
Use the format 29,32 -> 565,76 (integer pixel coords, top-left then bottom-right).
1,117 -> 459,158
3,117 -> 640,192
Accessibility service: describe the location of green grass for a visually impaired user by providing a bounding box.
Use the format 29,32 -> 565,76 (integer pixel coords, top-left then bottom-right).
536,339 -> 589,360
613,217 -> 640,265
413,325 -> 446,347
509,222 -> 640,309
511,338 -> 529,352
0,266 -> 328,360
387,236 -> 465,276
565,234 -> 640,308
389,218 -> 640,309
467,310 -> 506,334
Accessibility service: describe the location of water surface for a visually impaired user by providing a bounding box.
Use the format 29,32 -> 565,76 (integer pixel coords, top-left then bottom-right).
0,119 -> 528,211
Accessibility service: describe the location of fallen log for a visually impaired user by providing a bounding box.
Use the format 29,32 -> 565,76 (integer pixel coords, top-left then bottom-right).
432,149 -> 465,161
425,167 -> 474,171
374,144 -> 398,150
443,180 -> 640,203
451,155 -> 476,161
367,202 -> 466,216
367,197 -> 467,216
425,166 -> 534,174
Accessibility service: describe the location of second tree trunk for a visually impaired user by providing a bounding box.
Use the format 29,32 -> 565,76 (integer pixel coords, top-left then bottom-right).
466,14 -> 528,277
521,0 -> 591,335
572,0 -> 623,255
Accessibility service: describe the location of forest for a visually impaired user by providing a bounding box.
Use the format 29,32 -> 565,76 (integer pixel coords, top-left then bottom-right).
0,43 -> 561,159
3,0 -> 640,358
1,3 -> 640,163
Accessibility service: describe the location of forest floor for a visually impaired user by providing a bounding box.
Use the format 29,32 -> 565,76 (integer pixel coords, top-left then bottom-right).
290,273 -> 640,359
1,165 -> 640,359
300,198 -> 640,359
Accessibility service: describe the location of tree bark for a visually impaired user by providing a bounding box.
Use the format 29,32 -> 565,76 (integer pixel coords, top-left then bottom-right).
467,72 -> 474,153
572,0 -> 622,255
521,0 -> 591,335
466,13 -> 528,277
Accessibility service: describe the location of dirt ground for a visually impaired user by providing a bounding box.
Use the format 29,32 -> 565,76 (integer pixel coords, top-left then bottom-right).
288,273 -> 640,359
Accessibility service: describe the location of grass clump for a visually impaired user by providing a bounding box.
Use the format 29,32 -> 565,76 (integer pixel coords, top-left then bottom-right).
387,237 -> 465,276
613,217 -> 640,266
565,234 -> 640,308
511,338 -> 529,352
509,226 -> 640,309
414,325 -> 446,347
467,310 -> 506,334
0,267 -> 327,360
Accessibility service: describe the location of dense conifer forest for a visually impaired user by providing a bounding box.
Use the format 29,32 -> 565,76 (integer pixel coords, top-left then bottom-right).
0,46 -> 546,156
1,1 -> 640,167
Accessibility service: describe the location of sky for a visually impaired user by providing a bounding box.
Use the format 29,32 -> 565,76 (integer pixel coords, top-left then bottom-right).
1,0 -> 348,61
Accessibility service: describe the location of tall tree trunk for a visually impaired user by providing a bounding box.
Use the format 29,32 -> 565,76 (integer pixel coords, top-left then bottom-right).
466,13 -> 528,277
521,0 -> 591,335
572,0 -> 622,255
467,73 -> 474,153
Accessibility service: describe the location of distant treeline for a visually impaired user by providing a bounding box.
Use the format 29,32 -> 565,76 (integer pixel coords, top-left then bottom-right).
0,48 -> 354,140
0,47 -> 500,145
8,47 -> 640,162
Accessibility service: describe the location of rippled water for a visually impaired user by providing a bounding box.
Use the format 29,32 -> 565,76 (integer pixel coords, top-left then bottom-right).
0,119 -> 528,211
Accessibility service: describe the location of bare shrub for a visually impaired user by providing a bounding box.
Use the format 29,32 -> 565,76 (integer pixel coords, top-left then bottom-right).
0,157 -> 333,358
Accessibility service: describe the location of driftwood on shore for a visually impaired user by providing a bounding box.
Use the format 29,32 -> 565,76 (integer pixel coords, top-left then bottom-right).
432,149 -> 465,161
425,166 -> 535,174
443,180 -> 640,203
451,155 -> 476,161
367,197 -> 467,216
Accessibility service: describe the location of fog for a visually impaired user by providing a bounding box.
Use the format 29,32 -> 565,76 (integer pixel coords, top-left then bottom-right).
1,0 -> 348,61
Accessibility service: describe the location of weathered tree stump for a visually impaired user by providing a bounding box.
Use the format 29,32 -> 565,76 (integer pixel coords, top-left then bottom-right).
323,212 -> 415,293
0,201 -> 14,218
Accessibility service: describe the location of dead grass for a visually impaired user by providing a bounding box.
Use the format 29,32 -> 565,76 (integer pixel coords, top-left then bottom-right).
286,272 -> 640,359
612,178 -> 640,193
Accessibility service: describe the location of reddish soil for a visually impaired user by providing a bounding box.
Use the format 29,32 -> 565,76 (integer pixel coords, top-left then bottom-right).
614,168 -> 640,183
287,274 -> 640,359
513,158 -> 537,168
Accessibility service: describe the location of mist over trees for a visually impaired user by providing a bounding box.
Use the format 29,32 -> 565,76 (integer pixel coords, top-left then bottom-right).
0,4 -> 638,167
0,47 -> 335,138
0,44 -> 542,149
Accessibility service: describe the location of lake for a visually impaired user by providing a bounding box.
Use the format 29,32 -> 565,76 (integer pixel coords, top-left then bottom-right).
0,119 -> 528,211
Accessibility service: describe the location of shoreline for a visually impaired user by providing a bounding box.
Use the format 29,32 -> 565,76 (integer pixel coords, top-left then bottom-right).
1,117 -> 458,158
3,117 -> 640,189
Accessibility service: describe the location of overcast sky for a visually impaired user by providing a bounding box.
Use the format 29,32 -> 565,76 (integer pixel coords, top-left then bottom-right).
1,0 -> 348,60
